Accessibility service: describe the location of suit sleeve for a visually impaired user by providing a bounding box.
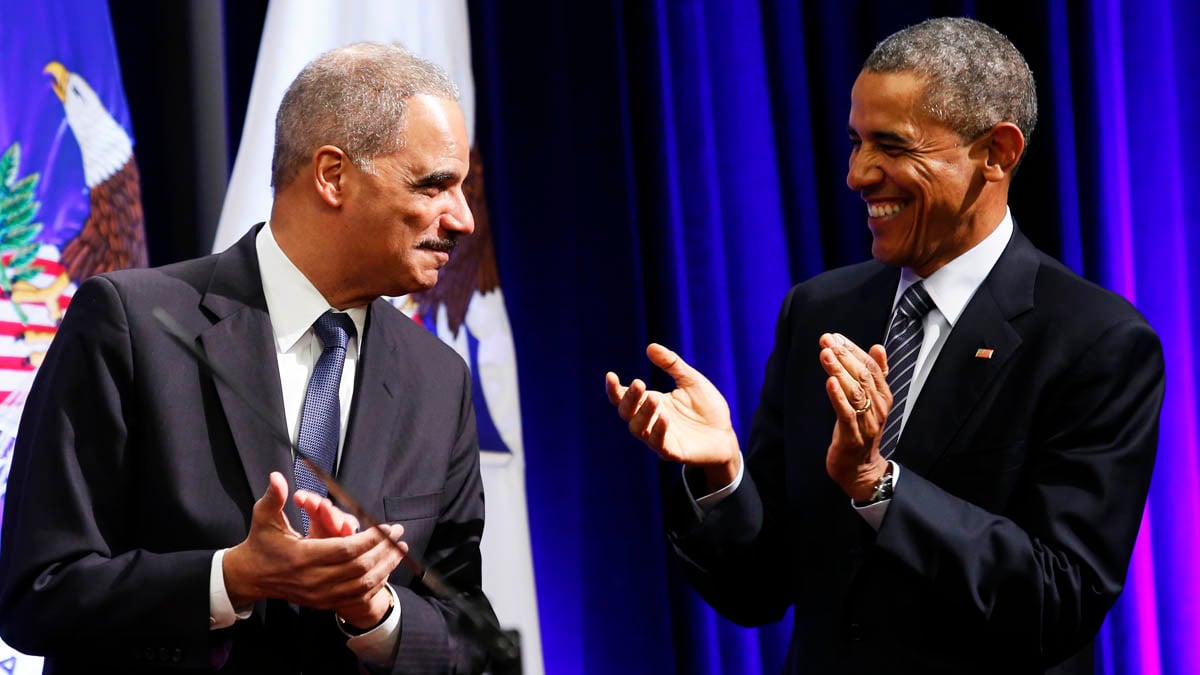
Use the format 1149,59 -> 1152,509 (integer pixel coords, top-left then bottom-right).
385,360 -> 498,675
0,276 -> 214,666
879,317 -> 1163,666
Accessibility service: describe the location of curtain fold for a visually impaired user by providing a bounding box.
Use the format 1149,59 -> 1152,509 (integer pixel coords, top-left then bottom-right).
1082,0 -> 1200,673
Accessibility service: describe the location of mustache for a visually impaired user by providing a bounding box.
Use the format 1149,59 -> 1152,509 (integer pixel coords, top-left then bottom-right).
417,235 -> 458,253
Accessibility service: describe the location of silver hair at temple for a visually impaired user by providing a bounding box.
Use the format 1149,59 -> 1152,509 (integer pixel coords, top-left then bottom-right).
864,17 -> 1037,148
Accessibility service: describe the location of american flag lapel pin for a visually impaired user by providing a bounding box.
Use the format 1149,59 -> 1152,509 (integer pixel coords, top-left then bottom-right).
974,348 -> 994,359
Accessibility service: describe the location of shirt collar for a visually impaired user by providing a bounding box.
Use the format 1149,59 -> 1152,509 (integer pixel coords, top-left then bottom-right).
894,207 -> 1014,327
256,222 -> 368,353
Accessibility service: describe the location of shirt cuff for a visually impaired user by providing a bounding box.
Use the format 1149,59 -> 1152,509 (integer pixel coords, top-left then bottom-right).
342,583 -> 402,666
852,461 -> 902,531
210,549 -> 253,630
682,453 -> 745,521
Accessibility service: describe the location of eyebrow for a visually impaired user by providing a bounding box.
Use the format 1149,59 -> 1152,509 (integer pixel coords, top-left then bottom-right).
412,170 -> 460,188
847,126 -> 914,147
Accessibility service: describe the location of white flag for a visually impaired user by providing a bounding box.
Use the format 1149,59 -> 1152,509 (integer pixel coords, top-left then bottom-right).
214,3 -> 543,673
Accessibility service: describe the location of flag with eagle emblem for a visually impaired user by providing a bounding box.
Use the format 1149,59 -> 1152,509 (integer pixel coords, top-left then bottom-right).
0,2 -> 146,672
213,2 -> 544,672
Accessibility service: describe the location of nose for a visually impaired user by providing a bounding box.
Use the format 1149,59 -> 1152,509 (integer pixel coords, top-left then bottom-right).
846,148 -> 883,191
442,188 -> 475,235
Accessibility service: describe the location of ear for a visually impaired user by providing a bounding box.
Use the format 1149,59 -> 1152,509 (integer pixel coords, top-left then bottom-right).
312,145 -> 349,207
981,122 -> 1025,182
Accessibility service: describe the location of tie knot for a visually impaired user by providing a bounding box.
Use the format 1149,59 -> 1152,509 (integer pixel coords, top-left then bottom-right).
312,311 -> 356,352
895,281 -> 934,320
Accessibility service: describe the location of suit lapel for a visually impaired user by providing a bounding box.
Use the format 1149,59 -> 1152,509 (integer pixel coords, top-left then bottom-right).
337,299 -> 404,517
892,229 -> 1039,474
198,227 -> 296,522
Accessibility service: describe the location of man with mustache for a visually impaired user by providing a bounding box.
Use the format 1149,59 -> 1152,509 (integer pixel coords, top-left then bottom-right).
608,17 -> 1163,674
0,43 -> 495,674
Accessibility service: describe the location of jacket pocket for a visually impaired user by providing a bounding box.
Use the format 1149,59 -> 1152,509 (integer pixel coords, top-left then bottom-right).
383,492 -> 442,522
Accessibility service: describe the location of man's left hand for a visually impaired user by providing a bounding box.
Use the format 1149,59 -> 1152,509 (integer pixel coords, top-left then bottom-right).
819,332 -> 892,501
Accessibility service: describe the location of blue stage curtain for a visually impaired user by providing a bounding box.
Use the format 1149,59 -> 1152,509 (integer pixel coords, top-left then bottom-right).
467,0 -> 1200,671
1071,0 -> 1200,673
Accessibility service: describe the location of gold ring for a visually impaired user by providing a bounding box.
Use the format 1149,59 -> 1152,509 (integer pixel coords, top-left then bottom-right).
853,397 -> 872,415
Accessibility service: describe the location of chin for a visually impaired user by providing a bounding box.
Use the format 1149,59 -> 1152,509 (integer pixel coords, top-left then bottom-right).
871,238 -> 913,269
870,241 -> 896,266
412,273 -> 440,292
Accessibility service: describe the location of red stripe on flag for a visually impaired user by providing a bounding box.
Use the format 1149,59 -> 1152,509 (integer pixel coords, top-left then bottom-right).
0,356 -> 34,371
0,254 -> 65,276
34,259 -> 65,277
0,321 -> 58,337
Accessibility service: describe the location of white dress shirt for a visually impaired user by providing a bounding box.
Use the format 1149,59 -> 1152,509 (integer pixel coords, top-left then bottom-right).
692,209 -> 1015,531
208,223 -> 399,666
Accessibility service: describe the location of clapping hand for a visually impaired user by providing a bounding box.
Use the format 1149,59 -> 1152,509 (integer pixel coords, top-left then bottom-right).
605,343 -> 742,490
818,333 -> 892,501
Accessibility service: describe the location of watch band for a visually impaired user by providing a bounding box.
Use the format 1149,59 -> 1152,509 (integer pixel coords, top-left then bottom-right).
853,462 -> 895,507
336,584 -> 396,636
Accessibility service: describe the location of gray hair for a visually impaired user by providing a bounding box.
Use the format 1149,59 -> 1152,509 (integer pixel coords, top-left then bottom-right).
864,17 -> 1037,147
271,42 -> 459,190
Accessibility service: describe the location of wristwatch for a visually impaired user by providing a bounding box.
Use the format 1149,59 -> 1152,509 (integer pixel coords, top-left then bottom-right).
853,462 -> 895,507
336,584 -> 396,636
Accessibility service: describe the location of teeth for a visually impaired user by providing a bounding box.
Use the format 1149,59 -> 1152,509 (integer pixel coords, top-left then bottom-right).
868,202 -> 908,218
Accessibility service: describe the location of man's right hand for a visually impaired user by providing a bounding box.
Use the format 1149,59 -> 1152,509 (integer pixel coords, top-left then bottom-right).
605,343 -> 742,491
222,472 -> 405,616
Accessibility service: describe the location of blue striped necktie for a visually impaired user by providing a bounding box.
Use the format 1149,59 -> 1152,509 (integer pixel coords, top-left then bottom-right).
878,282 -> 935,459
294,311 -> 356,534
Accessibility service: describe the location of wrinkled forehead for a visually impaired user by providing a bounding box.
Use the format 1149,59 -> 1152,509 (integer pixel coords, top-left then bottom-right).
851,69 -> 932,108
378,95 -> 470,178
402,95 -> 468,149
848,70 -> 931,130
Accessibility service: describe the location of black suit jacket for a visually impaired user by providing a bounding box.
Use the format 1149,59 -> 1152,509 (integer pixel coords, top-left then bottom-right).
667,228 -> 1164,674
0,227 -> 493,673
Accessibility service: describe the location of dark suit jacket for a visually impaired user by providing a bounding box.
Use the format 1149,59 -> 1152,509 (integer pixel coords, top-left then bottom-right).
667,228 -> 1164,674
0,227 -> 493,674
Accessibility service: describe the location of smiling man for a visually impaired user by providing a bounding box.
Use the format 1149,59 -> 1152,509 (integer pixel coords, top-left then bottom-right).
607,17 -> 1163,674
0,43 -> 495,674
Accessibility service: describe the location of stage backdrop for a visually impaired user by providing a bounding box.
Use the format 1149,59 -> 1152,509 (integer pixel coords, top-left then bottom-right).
465,0 -> 1200,673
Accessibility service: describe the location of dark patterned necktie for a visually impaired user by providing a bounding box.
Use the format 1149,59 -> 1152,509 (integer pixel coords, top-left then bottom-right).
878,282 -> 935,459
294,311 -> 356,534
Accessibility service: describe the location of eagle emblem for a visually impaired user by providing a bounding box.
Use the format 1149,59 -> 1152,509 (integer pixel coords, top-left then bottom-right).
43,61 -> 147,280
